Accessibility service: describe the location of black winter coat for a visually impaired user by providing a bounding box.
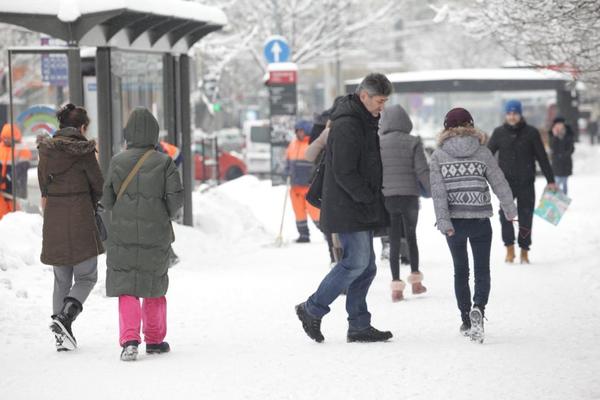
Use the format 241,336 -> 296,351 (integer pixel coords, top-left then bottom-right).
549,127 -> 575,176
319,94 -> 389,234
488,120 -> 555,187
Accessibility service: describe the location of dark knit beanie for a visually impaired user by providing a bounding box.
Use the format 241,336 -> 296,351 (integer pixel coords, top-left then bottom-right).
444,108 -> 474,129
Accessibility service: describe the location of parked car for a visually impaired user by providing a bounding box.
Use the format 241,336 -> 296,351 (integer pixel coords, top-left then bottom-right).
243,119 -> 271,176
193,140 -> 247,182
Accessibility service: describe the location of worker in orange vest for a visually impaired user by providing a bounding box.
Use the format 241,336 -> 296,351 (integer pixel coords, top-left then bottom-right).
285,120 -> 320,243
0,124 -> 32,219
158,140 -> 183,167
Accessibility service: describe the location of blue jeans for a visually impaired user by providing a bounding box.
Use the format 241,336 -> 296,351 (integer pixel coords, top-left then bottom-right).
306,230 -> 376,331
445,219 -> 492,316
555,176 -> 568,195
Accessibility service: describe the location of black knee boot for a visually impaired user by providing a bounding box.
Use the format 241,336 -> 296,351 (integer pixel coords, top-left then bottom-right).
50,297 -> 82,350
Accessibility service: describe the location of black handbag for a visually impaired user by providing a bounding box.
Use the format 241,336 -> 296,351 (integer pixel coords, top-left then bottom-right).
94,204 -> 108,241
306,151 -> 326,208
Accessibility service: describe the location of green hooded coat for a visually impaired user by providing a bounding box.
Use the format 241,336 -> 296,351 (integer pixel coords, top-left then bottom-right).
103,107 -> 183,298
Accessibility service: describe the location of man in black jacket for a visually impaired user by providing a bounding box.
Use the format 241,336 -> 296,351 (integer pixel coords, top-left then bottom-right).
488,100 -> 557,264
295,73 -> 392,343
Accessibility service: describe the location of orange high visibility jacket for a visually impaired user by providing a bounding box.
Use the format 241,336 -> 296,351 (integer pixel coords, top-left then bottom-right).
285,136 -> 313,186
0,124 -> 32,197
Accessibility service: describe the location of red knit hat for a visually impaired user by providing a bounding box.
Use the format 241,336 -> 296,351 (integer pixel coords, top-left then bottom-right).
444,108 -> 474,129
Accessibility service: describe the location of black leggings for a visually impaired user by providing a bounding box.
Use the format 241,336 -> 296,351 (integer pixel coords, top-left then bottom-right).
385,196 -> 420,280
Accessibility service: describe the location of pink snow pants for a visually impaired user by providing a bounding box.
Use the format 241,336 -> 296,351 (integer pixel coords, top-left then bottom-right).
119,295 -> 167,346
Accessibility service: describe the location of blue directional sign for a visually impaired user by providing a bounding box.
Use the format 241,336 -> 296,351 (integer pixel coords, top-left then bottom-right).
264,36 -> 290,64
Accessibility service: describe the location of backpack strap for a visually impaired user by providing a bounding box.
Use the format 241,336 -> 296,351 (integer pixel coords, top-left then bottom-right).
116,149 -> 154,201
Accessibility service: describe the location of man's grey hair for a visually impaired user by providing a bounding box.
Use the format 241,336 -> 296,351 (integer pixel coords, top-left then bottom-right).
355,73 -> 393,97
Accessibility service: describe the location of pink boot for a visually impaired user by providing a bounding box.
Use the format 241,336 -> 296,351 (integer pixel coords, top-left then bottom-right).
390,280 -> 406,302
408,272 -> 427,295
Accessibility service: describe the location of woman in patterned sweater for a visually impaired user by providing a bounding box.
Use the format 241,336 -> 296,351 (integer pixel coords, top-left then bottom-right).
430,108 -> 517,343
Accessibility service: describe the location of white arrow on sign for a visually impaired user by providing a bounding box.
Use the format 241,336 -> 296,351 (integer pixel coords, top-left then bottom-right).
271,41 -> 282,63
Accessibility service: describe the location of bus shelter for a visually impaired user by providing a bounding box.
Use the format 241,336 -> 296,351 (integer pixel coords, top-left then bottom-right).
0,1 -> 227,225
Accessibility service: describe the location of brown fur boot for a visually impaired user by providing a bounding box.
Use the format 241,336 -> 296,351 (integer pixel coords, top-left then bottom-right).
505,245 -> 516,263
407,272 -> 427,295
520,248 -> 530,264
390,280 -> 406,302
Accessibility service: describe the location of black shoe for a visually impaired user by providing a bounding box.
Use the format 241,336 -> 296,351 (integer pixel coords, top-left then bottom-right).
295,303 -> 324,343
295,236 -> 310,243
121,340 -> 140,361
146,342 -> 171,354
347,326 -> 393,343
49,298 -> 82,350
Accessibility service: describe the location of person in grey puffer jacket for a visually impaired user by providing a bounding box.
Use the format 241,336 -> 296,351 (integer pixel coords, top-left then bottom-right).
430,108 -> 517,341
379,104 -> 430,301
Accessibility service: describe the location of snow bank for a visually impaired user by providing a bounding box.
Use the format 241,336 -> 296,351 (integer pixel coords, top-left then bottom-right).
0,212 -> 43,271
193,175 -> 314,243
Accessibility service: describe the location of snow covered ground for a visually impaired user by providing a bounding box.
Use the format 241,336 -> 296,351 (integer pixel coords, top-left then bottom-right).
1,144 -> 599,400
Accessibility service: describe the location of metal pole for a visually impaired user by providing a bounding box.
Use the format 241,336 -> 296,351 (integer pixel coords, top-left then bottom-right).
162,54 -> 177,144
7,50 -> 17,211
179,54 -> 193,226
67,47 -> 83,105
95,47 -> 113,175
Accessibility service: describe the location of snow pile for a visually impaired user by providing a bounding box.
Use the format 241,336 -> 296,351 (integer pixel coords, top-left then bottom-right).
0,212 -> 43,271
193,176 -> 268,239
192,175 -> 313,244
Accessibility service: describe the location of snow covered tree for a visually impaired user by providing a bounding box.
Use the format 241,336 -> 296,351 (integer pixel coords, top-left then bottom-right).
454,0 -> 600,84
191,0 -> 447,103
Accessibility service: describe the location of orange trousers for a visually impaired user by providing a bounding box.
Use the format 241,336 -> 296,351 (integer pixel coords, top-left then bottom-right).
0,196 -> 15,220
290,186 -> 320,223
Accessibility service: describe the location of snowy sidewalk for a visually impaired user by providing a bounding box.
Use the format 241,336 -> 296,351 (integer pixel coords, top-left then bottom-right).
1,149 -> 599,400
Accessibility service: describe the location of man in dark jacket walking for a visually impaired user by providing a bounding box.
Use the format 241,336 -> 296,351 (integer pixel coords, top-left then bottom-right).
488,100 -> 557,264
295,73 -> 393,343
549,117 -> 575,195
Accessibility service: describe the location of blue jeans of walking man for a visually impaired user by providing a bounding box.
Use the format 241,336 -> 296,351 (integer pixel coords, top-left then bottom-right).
306,230 -> 376,331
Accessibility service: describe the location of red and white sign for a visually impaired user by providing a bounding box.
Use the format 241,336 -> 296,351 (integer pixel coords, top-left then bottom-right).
268,70 -> 297,85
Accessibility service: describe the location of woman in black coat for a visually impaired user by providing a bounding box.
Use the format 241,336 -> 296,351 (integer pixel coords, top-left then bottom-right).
549,117 -> 575,195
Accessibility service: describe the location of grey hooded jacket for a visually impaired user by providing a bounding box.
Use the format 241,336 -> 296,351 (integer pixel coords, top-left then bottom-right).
430,126 -> 517,234
379,104 -> 430,197
102,107 -> 184,298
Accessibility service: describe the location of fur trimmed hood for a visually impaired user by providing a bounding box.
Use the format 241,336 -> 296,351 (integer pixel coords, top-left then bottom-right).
437,126 -> 488,158
437,126 -> 487,146
38,128 -> 97,157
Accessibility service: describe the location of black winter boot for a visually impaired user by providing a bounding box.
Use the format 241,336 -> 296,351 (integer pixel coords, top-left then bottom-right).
295,220 -> 310,243
295,235 -> 310,243
50,297 -> 82,350
146,342 -> 171,354
347,326 -> 393,343
295,303 -> 324,343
